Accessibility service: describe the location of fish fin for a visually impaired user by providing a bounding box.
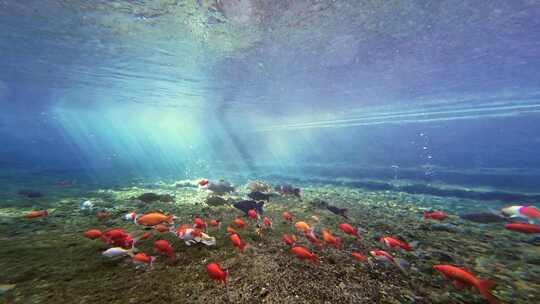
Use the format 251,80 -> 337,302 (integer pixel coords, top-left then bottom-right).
452,280 -> 469,290
477,280 -> 498,304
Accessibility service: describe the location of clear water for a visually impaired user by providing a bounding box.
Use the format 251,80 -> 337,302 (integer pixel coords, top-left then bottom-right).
1,1 -> 540,303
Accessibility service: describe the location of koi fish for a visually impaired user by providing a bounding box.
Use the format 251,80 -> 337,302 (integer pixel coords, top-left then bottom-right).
230,233 -> 247,252
423,211 -> 448,221
338,223 -> 360,238
322,229 -> 341,249
291,246 -> 319,265
24,210 -> 48,219
83,229 -> 102,240
433,265 -> 497,304
206,263 -> 227,286
282,234 -> 297,246
380,236 -> 413,251
505,223 -> 540,234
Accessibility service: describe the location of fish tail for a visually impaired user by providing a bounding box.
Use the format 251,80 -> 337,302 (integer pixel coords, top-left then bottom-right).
167,215 -> 174,224
240,242 -> 247,252
477,280 -> 497,304
310,256 -> 320,265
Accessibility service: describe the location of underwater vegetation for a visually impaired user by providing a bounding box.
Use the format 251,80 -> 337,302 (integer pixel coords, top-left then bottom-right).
1,178 -> 539,304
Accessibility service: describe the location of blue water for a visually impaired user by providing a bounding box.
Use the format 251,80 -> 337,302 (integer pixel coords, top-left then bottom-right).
1,1 -> 540,303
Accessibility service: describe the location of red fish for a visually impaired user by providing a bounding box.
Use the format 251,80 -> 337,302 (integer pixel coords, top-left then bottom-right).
198,179 -> 209,186
322,229 -> 341,249
24,210 -> 48,219
520,206 -> 540,220
96,211 -> 111,219
338,223 -> 360,238
423,211 -> 448,221
154,240 -> 175,262
247,209 -> 258,220
206,263 -> 227,286
433,265 -> 497,304
380,236 -> 413,251
194,217 -> 207,230
291,246 -> 319,265
505,223 -> 540,234
263,217 -> 272,228
282,234 -> 297,246
230,233 -> 247,252
226,226 -> 237,235
351,252 -> 368,263
304,230 -> 322,247
83,229 -> 102,240
101,228 -> 133,248
282,212 -> 293,222
209,220 -> 221,228
234,218 -> 246,229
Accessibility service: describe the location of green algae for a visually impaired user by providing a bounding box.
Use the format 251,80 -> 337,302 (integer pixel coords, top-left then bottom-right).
0,182 -> 538,303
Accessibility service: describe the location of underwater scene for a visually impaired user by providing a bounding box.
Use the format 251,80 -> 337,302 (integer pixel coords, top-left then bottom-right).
1,1 -> 540,303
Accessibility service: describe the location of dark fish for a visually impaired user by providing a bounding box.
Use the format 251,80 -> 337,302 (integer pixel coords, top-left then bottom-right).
275,184 -> 301,197
18,190 -> 43,198
207,180 -> 235,195
233,200 -> 264,215
247,191 -> 272,202
327,205 -> 348,218
459,212 -> 508,223
136,193 -> 174,203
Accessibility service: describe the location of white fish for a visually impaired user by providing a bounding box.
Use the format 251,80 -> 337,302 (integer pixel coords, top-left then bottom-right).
123,212 -> 137,222
176,228 -> 216,246
102,247 -> 134,258
80,200 -> 94,210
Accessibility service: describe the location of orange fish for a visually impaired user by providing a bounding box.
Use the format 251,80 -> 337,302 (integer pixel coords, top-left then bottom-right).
155,224 -> 171,233
380,236 -> 413,251
234,218 -> 246,229
24,210 -> 48,219
295,221 -> 311,232
139,231 -> 152,240
338,223 -> 360,238
132,253 -> 155,267
282,234 -> 297,246
322,229 -> 341,249
206,263 -> 227,286
83,229 -> 102,240
230,233 -> 247,252
226,226 -> 237,235
351,252 -> 368,263
433,265 -> 497,304
96,211 -> 111,219
291,246 -> 319,265
209,220 -> 221,228
136,213 -> 173,226
282,212 -> 293,222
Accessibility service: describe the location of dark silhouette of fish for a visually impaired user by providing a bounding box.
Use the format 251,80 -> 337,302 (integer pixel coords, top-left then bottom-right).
233,200 -> 264,215
459,212 -> 508,223
18,190 -> 43,198
247,191 -> 273,202
327,205 -> 348,218
207,180 -> 235,195
136,193 -> 174,203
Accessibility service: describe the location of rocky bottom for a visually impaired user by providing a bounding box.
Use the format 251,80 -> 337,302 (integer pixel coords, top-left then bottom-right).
0,183 -> 538,304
